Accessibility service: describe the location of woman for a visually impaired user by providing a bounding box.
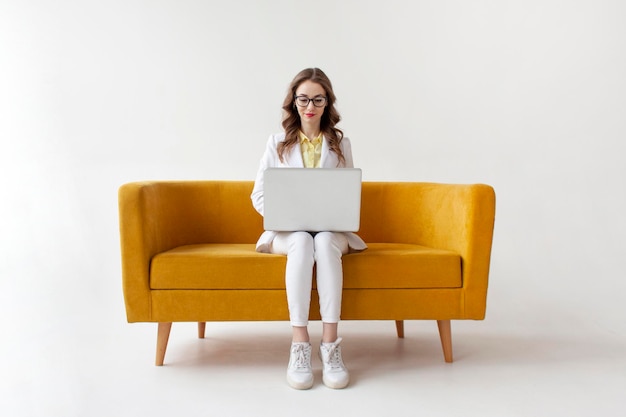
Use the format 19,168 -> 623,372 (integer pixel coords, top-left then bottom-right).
251,68 -> 367,390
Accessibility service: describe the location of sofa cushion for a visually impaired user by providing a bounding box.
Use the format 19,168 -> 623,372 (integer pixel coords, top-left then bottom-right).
343,243 -> 461,289
150,244 -> 286,290
150,242 -> 462,290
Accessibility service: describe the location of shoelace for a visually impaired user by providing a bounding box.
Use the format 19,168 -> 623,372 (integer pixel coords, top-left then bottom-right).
321,338 -> 344,370
291,344 -> 311,370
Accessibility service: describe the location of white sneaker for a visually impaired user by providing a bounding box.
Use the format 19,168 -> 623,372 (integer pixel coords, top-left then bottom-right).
319,337 -> 350,389
287,342 -> 314,390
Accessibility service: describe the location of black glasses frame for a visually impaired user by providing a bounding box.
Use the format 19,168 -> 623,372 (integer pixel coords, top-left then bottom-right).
294,95 -> 327,108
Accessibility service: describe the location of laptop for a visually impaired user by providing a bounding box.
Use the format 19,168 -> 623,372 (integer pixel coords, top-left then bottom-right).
263,168 -> 362,232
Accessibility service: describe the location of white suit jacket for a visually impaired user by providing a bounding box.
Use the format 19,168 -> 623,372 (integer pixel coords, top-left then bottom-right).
251,132 -> 368,253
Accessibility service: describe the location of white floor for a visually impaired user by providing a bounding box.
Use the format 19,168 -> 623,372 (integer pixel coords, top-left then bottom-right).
3,278 -> 625,417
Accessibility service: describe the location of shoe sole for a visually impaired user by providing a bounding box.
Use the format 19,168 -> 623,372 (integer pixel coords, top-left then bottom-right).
322,376 -> 349,389
287,376 -> 314,390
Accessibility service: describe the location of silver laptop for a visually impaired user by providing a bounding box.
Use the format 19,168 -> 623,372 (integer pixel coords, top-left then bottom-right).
263,168 -> 362,232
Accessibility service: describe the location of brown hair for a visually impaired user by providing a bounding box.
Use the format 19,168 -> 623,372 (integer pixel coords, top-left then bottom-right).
277,68 -> 345,166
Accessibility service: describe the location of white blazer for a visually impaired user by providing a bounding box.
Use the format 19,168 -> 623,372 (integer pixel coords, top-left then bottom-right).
251,132 -> 368,253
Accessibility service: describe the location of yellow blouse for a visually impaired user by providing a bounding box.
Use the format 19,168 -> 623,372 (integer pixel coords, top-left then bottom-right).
299,131 -> 323,168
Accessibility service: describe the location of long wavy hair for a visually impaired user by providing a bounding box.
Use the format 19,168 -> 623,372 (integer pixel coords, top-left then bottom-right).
277,68 -> 345,166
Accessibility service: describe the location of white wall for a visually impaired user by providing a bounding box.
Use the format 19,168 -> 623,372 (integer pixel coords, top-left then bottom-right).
1,0 -> 625,345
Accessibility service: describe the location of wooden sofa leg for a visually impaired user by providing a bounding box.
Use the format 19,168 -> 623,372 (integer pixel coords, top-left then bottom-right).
437,320 -> 453,363
156,322 -> 172,366
395,320 -> 405,338
198,322 -> 206,339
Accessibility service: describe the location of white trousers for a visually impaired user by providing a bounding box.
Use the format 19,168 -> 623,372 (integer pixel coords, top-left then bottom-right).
271,231 -> 349,327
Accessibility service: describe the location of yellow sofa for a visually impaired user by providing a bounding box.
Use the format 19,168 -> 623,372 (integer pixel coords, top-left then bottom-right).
118,181 -> 495,366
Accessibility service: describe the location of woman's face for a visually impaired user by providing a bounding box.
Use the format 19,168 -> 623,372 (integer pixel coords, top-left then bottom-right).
294,80 -> 327,129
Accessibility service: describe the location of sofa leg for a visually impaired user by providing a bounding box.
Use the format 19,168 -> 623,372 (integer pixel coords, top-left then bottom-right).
395,320 -> 405,338
437,320 -> 453,363
156,322 -> 172,366
198,322 -> 206,339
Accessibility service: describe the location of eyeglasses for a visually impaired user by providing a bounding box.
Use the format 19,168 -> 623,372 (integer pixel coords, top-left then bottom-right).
294,95 -> 327,108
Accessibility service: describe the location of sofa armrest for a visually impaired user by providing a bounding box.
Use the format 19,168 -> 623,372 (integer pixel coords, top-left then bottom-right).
118,180 -> 261,322
417,183 -> 496,318
118,182 -> 162,322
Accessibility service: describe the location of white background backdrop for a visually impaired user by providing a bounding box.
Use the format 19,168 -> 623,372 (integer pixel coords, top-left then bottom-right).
1,0 -> 625,414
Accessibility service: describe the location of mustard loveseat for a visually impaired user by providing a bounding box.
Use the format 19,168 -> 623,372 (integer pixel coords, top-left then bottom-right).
118,181 -> 495,366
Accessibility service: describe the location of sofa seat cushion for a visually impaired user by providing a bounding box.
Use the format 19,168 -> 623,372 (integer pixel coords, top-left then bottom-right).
151,244 -> 286,290
343,243 -> 461,289
150,242 -> 461,290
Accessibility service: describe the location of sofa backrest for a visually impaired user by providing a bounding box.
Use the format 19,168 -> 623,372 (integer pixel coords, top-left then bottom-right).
137,180 -> 472,247
189,181 -> 436,245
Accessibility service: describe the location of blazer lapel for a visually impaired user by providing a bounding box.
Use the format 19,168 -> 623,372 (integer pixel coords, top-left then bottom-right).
284,144 -> 304,167
320,136 -> 340,168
